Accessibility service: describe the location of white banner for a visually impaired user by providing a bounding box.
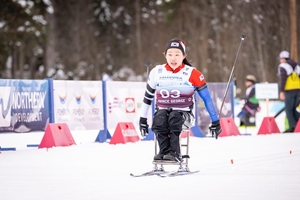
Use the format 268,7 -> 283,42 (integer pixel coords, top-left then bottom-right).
106,81 -> 152,135
53,80 -> 104,131
255,83 -> 279,99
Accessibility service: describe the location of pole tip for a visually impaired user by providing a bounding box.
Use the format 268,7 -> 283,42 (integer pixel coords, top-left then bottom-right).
145,61 -> 152,67
240,35 -> 246,40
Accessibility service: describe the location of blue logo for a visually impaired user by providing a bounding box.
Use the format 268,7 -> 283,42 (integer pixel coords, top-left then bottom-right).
90,94 -> 96,104
58,94 -> 67,104
75,94 -> 82,104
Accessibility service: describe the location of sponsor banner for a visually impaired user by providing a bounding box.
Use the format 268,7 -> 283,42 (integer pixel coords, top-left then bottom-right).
0,79 -> 49,133
106,81 -> 152,134
53,80 -> 104,131
196,82 -> 233,135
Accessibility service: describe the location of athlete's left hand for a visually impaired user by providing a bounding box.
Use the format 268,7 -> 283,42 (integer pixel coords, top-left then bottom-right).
209,120 -> 222,139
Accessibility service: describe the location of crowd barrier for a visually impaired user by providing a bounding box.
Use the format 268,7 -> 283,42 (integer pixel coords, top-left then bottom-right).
0,78 -> 235,149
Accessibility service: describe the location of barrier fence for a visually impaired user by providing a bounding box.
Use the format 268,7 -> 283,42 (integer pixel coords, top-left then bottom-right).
0,78 -> 235,148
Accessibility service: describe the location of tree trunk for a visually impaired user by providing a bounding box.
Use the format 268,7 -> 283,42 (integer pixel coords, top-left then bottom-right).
19,44 -> 24,79
290,0 -> 298,61
11,43 -> 15,79
135,0 -> 143,75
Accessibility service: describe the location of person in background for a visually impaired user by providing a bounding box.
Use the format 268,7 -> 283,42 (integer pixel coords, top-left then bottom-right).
138,39 -> 222,162
237,75 -> 260,126
277,50 -> 300,132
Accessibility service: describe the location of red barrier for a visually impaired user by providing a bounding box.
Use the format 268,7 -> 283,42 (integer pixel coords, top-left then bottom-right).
219,118 -> 241,137
110,122 -> 140,144
257,117 -> 280,135
39,123 -> 76,148
294,119 -> 300,133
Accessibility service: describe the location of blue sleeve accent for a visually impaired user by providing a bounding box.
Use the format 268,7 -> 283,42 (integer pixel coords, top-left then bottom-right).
196,87 -> 219,122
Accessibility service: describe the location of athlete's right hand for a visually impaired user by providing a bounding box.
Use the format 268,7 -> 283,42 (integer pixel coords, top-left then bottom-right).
139,117 -> 149,137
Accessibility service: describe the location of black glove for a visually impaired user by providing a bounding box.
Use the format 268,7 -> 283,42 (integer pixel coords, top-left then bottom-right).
209,120 -> 222,139
139,117 -> 149,137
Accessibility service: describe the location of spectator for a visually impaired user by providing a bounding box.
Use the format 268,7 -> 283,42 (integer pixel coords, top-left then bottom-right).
277,50 -> 300,132
237,75 -> 260,126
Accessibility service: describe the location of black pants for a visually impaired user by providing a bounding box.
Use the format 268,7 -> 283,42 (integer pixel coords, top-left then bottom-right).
284,91 -> 300,129
151,109 -> 185,156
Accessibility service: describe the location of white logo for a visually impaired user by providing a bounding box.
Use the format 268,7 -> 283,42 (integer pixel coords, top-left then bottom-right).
0,87 -> 12,126
171,42 -> 179,47
199,74 -> 204,81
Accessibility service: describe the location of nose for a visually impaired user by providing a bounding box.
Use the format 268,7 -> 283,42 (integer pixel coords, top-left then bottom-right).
170,55 -> 176,60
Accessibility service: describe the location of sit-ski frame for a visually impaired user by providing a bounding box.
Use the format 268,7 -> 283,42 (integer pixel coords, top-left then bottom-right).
152,128 -> 191,173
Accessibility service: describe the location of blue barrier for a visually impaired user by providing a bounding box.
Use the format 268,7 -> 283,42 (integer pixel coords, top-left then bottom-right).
46,78 -> 55,123
0,147 -> 16,151
95,81 -> 111,142
26,144 -> 40,147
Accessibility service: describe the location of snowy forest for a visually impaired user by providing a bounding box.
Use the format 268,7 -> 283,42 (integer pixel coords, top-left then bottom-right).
0,0 -> 299,93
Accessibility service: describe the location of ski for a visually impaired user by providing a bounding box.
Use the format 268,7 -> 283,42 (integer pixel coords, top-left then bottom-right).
158,170 -> 200,178
130,169 -> 200,178
130,169 -> 166,177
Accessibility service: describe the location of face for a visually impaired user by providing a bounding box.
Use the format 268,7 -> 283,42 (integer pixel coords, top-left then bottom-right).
245,80 -> 253,87
165,48 -> 186,69
279,57 -> 286,63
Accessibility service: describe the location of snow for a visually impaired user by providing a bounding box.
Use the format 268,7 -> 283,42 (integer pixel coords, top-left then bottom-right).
1,133 -> 300,200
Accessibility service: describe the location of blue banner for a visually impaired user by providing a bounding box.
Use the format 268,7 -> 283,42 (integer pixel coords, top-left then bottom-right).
0,79 -> 49,133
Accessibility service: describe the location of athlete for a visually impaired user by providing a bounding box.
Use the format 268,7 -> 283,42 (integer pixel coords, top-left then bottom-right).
139,39 -> 222,162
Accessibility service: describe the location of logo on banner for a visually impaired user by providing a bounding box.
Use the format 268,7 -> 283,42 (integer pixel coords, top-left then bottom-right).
90,94 -> 97,104
108,102 -> 112,113
0,86 -> 12,127
125,98 -> 135,113
89,90 -> 98,104
58,93 -> 67,104
112,97 -> 118,108
75,93 -> 82,104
